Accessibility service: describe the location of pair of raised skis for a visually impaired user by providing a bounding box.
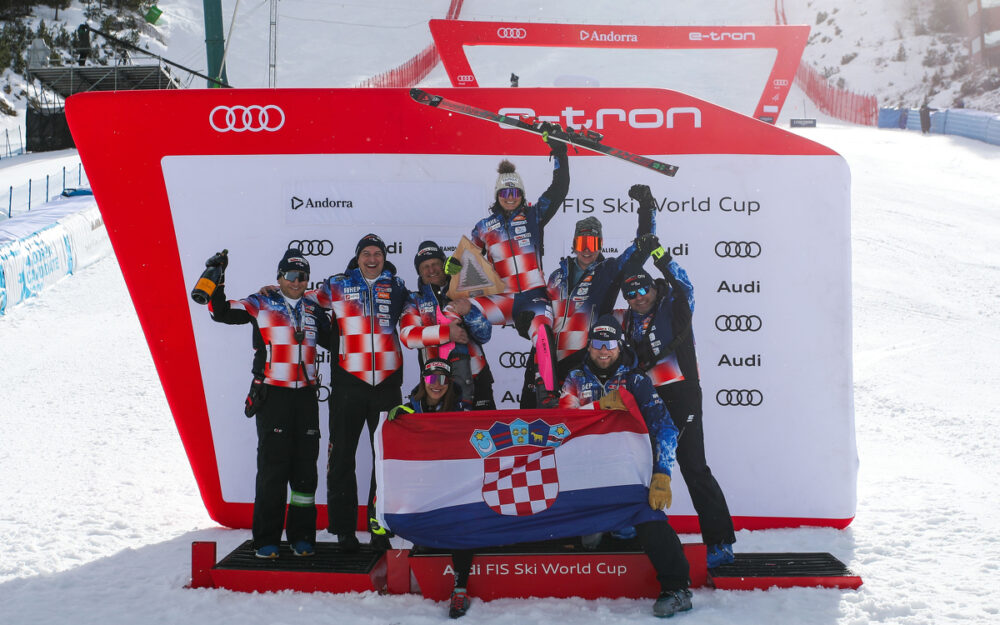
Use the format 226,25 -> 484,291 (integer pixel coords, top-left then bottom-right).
409,88 -> 678,177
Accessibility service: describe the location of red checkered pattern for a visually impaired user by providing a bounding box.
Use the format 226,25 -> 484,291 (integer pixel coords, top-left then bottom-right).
399,297 -> 489,376
482,448 -> 559,516
552,310 -> 592,361
314,275 -> 413,386
612,309 -> 685,387
472,219 -> 547,292
226,299 -> 320,388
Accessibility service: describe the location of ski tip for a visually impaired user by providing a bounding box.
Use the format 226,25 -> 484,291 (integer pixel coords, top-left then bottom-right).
409,88 -> 427,100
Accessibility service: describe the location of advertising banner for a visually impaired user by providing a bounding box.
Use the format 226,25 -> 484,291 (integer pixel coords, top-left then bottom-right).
430,20 -> 809,123
66,87 -> 855,532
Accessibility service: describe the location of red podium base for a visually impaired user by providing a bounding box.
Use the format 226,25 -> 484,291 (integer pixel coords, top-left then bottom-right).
189,540 -> 861,597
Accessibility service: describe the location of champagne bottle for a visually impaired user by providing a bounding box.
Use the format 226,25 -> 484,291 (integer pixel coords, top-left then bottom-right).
191,249 -> 228,305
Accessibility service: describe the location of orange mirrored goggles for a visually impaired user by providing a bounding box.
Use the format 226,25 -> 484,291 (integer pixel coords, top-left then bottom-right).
573,235 -> 602,253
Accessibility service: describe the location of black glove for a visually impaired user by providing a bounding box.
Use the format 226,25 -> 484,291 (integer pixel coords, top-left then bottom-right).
628,184 -> 653,204
539,122 -> 568,157
636,233 -> 660,257
514,310 -> 535,341
205,249 -> 229,271
244,375 -> 266,418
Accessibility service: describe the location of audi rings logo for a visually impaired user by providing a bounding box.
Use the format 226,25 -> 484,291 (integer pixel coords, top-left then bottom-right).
497,27 -> 527,39
715,241 -> 761,258
498,351 -> 531,368
288,240 -> 334,256
316,384 -> 331,403
716,389 -> 763,406
457,74 -> 475,83
209,105 -> 285,132
715,315 -> 762,332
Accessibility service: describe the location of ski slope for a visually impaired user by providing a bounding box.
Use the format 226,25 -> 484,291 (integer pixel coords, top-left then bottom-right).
3,0 -> 1000,622
2,117 -> 998,625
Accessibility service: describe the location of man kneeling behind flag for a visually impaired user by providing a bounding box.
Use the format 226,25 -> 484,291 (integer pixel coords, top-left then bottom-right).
375,316 -> 693,618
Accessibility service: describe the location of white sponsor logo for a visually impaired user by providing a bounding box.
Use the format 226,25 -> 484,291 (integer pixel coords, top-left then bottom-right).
209,105 -> 285,132
580,30 -> 638,43
498,105 -> 702,131
773,79 -> 790,87
688,31 -> 757,42
457,74 -> 475,83
497,27 -> 527,39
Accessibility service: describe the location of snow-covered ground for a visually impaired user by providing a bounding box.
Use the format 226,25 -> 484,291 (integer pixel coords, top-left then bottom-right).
3,1 -> 1000,623
2,118 -> 999,625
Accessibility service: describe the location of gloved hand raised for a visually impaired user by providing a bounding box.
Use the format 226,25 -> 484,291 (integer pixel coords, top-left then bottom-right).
636,233 -> 661,257
444,255 -> 462,276
387,404 -> 415,421
539,122 -> 568,157
649,473 -> 672,510
205,249 -> 229,270
628,184 -> 654,203
598,389 -> 627,411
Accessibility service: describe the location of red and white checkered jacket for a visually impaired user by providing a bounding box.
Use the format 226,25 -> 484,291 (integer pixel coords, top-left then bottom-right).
209,290 -> 331,389
399,280 -> 493,376
312,266 -> 417,387
469,153 -> 570,294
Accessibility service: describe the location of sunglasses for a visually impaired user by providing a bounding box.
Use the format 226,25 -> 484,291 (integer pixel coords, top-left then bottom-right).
423,374 -> 449,386
573,235 -> 602,253
590,339 -> 619,350
498,188 -> 523,200
624,286 -> 651,300
281,271 -> 309,282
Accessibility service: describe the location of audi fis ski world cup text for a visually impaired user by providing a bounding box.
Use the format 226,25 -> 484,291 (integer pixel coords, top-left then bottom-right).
559,195 -> 760,215
447,561 -> 629,577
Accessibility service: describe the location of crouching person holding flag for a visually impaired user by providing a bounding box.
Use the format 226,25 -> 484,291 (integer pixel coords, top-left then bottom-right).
386,358 -> 475,619
559,315 -> 693,618
206,248 -> 331,559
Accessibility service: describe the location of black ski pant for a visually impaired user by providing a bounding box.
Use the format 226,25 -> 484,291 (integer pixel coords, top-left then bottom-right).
637,519 -> 690,591
656,381 -> 736,546
252,386 -> 320,548
326,382 -> 401,536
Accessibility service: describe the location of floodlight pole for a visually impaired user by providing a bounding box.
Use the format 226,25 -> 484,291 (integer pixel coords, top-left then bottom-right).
203,0 -> 229,88
268,0 -> 278,87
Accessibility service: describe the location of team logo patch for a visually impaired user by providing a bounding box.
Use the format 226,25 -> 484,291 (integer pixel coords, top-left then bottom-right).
470,418 -> 570,516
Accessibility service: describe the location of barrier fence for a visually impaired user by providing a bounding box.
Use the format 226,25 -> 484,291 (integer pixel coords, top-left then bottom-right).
356,0 -> 464,88
795,62 -> 879,126
0,127 -> 27,159
775,0 -> 878,126
2,162 -> 90,220
878,107 -> 1000,145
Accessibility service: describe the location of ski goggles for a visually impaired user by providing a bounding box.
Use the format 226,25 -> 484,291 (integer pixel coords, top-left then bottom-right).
573,235 -> 602,253
624,286 -> 651,300
498,188 -> 523,200
281,271 -> 310,282
423,373 -> 449,386
590,339 -> 620,350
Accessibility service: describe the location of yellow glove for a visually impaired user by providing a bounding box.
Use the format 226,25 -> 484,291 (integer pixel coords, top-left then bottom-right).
649,473 -> 672,510
387,405 -> 414,421
598,389 -> 626,412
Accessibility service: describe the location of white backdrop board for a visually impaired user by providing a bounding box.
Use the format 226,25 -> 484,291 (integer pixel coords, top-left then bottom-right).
68,87 -> 856,530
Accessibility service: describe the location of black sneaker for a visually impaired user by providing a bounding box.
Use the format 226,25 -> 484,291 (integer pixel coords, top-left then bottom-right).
653,589 -> 692,618
448,589 -> 471,619
369,533 -> 392,552
337,533 -> 360,553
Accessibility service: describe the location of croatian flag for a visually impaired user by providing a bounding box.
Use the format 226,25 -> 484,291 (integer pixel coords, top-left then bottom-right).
374,391 -> 666,549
